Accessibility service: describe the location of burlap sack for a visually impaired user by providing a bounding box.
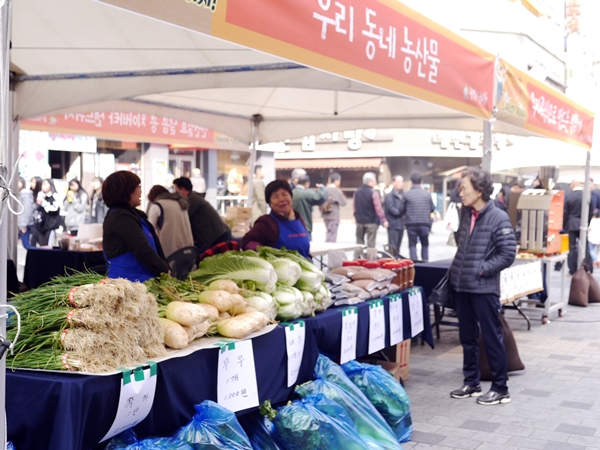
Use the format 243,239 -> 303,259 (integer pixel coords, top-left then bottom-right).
587,272 -> 600,303
479,313 -> 525,381
569,267 -> 590,307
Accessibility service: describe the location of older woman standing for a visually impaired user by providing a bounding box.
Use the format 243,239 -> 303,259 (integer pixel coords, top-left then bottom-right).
449,167 -> 516,406
241,179 -> 310,259
102,171 -> 169,282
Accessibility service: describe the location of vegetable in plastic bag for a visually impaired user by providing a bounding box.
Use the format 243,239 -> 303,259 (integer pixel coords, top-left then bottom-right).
272,393 -> 369,450
105,429 -> 193,450
238,410 -> 284,450
173,400 -> 252,450
342,360 -> 412,442
296,379 -> 401,450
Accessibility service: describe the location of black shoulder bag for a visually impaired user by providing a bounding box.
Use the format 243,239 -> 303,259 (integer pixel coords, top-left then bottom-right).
428,270 -> 455,310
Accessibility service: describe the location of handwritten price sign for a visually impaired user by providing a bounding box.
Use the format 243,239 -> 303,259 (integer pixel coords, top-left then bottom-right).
340,307 -> 358,364
216,340 -> 259,412
368,299 -> 386,354
389,294 -> 404,346
284,321 -> 306,387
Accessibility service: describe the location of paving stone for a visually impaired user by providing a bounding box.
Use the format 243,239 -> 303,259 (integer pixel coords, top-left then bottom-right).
506,435 -> 548,449
555,424 -> 597,437
410,430 -> 447,445
411,368 -> 436,376
566,434 -> 600,447
459,419 -> 500,433
560,401 -> 593,410
520,388 -> 552,397
437,436 -> 481,449
543,442 -> 587,450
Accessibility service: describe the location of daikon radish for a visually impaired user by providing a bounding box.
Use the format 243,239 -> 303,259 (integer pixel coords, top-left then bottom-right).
228,294 -> 247,315
208,279 -> 240,294
159,318 -> 189,349
196,303 -> 219,321
165,301 -> 210,326
217,311 -> 270,339
183,321 -> 211,342
197,290 -> 233,312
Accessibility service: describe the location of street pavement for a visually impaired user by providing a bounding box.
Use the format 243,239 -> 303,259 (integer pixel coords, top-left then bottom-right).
15,214 -> 600,449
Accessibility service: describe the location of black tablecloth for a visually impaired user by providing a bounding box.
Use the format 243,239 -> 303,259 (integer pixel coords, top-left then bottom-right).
23,248 -> 106,289
6,288 -> 432,450
414,259 -> 453,299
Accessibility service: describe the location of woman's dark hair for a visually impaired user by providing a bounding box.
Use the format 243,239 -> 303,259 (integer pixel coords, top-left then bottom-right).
31,176 -> 43,199
67,178 -> 87,200
42,178 -> 57,194
463,167 -> 494,201
265,179 -> 293,204
147,184 -> 169,203
18,176 -> 26,190
102,171 -> 141,208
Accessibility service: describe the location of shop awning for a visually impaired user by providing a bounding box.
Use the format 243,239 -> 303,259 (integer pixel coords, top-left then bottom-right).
275,158 -> 382,170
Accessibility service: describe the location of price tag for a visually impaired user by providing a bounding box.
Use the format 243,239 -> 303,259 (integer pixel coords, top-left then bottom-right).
408,288 -> 424,337
217,340 -> 259,412
368,299 -> 386,354
100,363 -> 158,443
340,307 -> 358,364
284,321 -> 306,387
389,294 -> 404,346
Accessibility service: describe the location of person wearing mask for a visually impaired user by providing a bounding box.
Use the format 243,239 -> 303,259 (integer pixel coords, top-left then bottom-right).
102,171 -> 169,282
31,178 -> 61,247
172,177 -> 231,253
17,177 -> 35,249
384,175 -> 405,258
320,173 -> 347,243
564,179 -> 594,275
88,176 -> 107,224
63,179 -> 88,236
449,167 -> 516,405
241,179 -> 310,258
354,172 -> 388,258
403,173 -> 435,262
292,175 -> 327,239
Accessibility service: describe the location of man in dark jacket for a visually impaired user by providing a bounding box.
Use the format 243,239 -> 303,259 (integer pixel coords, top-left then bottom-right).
354,172 -> 388,258
403,173 -> 435,261
173,177 -> 232,253
292,175 -> 328,239
564,179 -> 593,274
384,175 -> 405,257
449,167 -> 516,406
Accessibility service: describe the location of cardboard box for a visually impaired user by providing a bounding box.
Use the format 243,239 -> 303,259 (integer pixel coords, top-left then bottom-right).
359,339 -> 411,382
226,206 -> 252,220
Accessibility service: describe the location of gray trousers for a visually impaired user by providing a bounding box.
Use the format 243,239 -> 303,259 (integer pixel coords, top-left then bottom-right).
355,222 -> 378,258
324,219 -> 340,242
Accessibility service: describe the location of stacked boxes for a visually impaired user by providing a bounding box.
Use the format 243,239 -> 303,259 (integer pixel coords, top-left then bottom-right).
226,206 -> 252,238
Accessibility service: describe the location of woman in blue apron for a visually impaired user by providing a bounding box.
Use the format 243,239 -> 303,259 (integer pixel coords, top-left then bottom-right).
102,171 -> 170,282
241,179 -> 310,258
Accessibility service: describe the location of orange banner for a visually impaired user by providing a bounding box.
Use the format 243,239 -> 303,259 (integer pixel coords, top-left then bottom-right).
496,60 -> 594,149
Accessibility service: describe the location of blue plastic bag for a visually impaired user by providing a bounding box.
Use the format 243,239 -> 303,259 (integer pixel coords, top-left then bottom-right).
172,400 -> 252,450
238,411 -> 284,450
105,429 -> 194,450
342,360 -> 413,442
272,393 -> 369,450
296,378 -> 401,450
7,442 -> 15,450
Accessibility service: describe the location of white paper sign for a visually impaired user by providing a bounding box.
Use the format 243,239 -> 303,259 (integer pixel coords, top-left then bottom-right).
409,288 -> 424,337
217,340 -> 260,412
340,307 -> 358,364
285,321 -> 306,387
389,294 -> 404,346
100,364 -> 158,443
368,299 -> 386,354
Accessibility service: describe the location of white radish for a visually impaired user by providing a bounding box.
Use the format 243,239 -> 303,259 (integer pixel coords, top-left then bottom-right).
208,280 -> 240,294
197,290 -> 233,312
165,301 -> 210,326
195,303 -> 219,321
159,318 -> 189,349
228,294 -> 247,315
217,311 -> 270,339
183,321 -> 211,342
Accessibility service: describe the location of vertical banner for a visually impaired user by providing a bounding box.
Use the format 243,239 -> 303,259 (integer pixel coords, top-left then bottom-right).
340,307 -> 359,364
368,299 -> 386,354
217,341 -> 260,412
284,321 -> 306,387
389,294 -> 404,346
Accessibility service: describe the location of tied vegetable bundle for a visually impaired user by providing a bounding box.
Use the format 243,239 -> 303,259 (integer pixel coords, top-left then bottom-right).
7,273 -> 166,373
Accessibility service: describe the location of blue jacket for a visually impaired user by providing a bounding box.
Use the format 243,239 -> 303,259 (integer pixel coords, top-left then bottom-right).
449,201 -> 516,295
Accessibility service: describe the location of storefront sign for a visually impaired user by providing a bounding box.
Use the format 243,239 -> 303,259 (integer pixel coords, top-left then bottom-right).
388,294 -> 404,346
408,289 -> 424,337
340,307 -> 358,364
284,321 -> 306,388
98,0 -> 494,120
496,59 -> 594,149
100,364 -> 158,443
216,340 -> 260,412
368,299 -> 386,354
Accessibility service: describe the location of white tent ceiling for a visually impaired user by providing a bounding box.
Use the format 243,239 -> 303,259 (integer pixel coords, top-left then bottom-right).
11,0 -> 530,145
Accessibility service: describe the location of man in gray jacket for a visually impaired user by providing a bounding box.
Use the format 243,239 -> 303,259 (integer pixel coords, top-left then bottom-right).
321,173 -> 347,242
384,175 -> 405,257
402,173 -> 435,261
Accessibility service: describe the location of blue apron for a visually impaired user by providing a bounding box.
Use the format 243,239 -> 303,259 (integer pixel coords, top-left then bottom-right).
271,212 -> 311,259
107,218 -> 157,283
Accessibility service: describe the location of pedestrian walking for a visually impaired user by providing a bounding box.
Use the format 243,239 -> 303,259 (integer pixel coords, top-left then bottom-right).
292,175 -> 328,239
320,173 -> 347,243
449,167 -> 516,405
384,175 -> 405,257
403,173 -> 435,261
354,172 -> 388,257
564,179 -> 594,274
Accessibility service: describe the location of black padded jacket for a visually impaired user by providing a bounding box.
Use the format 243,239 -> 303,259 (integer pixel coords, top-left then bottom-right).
449,201 -> 516,295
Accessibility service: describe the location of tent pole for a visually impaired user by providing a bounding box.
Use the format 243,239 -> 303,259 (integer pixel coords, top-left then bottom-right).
577,149 -> 592,270
247,114 -> 263,209
482,120 -> 493,173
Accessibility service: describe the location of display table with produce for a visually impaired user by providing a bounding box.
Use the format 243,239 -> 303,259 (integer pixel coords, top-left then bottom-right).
6,248 -> 430,450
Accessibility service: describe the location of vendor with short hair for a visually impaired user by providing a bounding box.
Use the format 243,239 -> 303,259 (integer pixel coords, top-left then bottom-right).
102,171 -> 169,282
241,179 -> 311,258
